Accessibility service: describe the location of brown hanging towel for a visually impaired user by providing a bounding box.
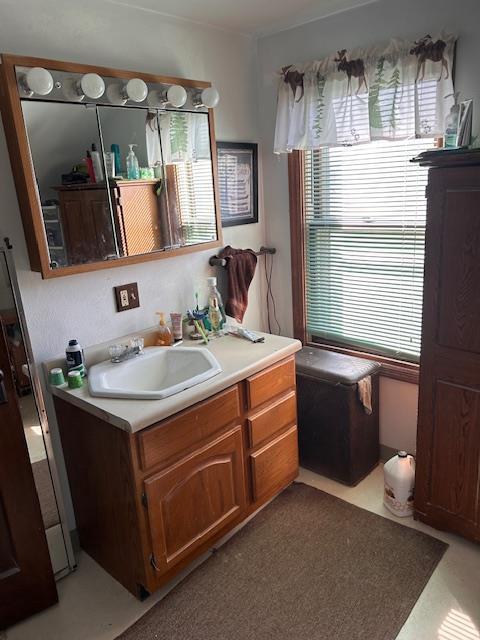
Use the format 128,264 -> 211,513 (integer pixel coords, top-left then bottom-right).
218,246 -> 257,322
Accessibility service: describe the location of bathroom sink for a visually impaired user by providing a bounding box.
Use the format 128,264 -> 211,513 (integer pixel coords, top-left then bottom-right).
88,346 -> 222,400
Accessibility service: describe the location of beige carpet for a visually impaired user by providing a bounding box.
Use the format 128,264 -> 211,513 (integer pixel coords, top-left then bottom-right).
31,459 -> 59,529
117,482 -> 447,640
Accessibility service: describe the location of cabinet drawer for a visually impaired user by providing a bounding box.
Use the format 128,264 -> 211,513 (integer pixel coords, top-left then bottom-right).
248,390 -> 296,449
246,357 -> 295,410
138,385 -> 240,470
250,425 -> 298,503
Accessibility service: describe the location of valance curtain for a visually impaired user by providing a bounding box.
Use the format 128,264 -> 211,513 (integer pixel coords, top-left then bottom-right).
274,33 -> 456,153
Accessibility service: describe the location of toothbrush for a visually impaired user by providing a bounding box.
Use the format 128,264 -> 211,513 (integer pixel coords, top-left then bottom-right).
187,309 -> 209,344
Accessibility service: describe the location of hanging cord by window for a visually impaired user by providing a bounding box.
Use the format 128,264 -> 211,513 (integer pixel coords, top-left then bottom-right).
265,252 -> 281,335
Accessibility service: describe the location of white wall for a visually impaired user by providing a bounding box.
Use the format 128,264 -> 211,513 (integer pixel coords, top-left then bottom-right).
0,0 -> 264,529
256,0 -> 480,453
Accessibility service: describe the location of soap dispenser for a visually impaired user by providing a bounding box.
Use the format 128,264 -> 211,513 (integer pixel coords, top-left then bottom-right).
126,144 -> 140,180
155,312 -> 173,346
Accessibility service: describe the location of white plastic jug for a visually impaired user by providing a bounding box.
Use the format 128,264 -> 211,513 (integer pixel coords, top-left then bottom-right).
383,451 -> 415,517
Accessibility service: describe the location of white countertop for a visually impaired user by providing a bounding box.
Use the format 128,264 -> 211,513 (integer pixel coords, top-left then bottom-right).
46,332 -> 301,433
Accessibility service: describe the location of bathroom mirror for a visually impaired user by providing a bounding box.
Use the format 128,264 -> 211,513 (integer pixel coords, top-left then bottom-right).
0,246 -> 74,576
0,54 -> 222,278
21,101 -> 117,267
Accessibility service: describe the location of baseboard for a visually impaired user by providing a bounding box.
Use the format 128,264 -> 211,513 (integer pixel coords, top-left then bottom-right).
379,445 -> 398,462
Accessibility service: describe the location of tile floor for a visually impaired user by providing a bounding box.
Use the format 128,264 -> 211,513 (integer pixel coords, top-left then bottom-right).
5,465 -> 480,640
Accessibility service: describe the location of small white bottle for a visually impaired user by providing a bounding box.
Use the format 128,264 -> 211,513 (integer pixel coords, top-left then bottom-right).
90,144 -> 104,182
383,451 -> 415,517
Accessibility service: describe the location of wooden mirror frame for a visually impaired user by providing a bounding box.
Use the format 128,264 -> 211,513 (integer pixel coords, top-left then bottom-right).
0,54 -> 223,279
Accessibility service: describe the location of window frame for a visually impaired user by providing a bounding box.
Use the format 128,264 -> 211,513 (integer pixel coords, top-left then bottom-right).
288,150 -> 419,385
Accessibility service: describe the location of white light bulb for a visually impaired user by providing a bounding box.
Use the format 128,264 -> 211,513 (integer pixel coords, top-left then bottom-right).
25,67 -> 54,96
80,73 -> 105,99
201,87 -> 220,109
126,78 -> 148,102
167,84 -> 187,108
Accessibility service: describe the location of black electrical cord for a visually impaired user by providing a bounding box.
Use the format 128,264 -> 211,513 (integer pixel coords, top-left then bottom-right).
265,253 -> 281,335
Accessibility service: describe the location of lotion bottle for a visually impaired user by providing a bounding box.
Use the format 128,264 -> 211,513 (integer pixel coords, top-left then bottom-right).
155,312 -> 173,346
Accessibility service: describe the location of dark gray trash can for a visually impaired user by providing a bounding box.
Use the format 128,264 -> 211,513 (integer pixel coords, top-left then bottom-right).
295,347 -> 381,486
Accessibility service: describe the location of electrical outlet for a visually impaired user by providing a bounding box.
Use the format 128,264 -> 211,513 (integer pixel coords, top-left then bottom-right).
114,283 -> 140,312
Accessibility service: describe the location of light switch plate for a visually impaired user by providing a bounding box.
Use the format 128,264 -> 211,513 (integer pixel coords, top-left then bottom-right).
114,283 -> 140,312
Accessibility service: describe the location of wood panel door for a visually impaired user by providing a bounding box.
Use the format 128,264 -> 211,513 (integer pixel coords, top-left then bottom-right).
416,166 -> 480,542
0,322 -> 57,629
144,426 -> 246,575
115,181 -> 163,256
57,186 -> 116,263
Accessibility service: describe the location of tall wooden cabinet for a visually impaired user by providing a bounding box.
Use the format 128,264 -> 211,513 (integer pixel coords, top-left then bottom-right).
415,152 -> 480,543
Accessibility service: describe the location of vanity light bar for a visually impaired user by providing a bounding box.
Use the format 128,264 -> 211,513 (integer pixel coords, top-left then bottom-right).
16,66 -> 219,109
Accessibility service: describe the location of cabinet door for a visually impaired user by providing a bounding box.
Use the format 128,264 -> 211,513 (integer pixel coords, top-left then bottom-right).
59,188 -> 116,263
144,426 -> 246,574
116,181 -> 163,256
416,169 -> 480,541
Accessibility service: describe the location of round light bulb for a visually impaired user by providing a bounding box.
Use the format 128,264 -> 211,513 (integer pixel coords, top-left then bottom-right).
25,67 -> 54,96
201,87 -> 220,109
167,84 -> 187,108
80,73 -> 105,99
126,78 -> 148,102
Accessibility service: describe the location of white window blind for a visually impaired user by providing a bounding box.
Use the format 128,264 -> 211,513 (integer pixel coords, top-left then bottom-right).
304,137 -> 434,363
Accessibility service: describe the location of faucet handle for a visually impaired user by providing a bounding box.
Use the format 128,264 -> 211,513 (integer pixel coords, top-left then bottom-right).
131,337 -> 144,353
109,344 -> 125,362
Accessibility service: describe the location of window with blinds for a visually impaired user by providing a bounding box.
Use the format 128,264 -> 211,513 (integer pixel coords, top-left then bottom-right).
304,137 -> 434,363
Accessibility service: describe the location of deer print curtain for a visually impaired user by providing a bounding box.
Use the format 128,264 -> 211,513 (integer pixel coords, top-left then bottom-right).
274,33 -> 456,152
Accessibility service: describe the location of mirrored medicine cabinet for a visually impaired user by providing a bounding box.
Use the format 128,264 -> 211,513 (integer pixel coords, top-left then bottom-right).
0,55 -> 222,278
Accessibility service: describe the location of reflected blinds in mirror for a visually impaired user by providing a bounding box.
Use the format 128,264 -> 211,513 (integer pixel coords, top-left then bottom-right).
162,112 -> 216,245
174,159 -> 216,244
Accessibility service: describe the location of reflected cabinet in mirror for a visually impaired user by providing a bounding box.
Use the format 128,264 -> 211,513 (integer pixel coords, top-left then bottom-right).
0,55 -> 221,278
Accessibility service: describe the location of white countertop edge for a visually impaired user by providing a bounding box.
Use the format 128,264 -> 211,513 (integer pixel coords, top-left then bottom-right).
48,336 -> 301,433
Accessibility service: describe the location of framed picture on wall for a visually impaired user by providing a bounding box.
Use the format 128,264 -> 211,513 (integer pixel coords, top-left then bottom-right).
217,142 -> 258,227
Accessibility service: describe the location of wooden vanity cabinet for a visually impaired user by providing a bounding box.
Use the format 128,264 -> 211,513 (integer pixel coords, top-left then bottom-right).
55,356 -> 298,598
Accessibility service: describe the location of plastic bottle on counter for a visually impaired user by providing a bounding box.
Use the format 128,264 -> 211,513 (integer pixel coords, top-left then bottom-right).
65,339 -> 87,377
207,277 -> 226,327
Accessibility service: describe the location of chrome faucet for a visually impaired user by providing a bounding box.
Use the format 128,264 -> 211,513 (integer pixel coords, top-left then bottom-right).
109,337 -> 144,363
